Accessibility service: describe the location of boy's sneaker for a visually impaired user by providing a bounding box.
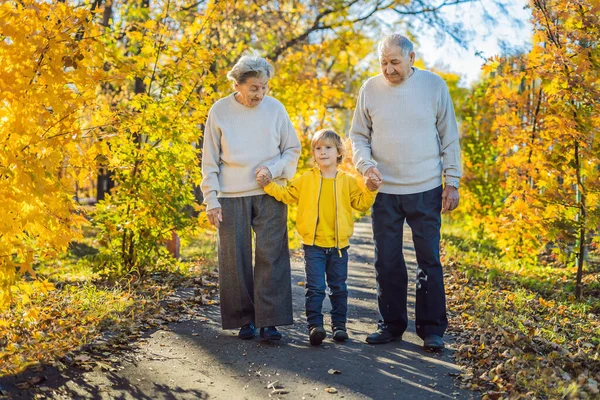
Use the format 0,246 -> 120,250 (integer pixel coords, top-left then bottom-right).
309,325 -> 327,346
332,326 -> 349,342
260,326 -> 282,341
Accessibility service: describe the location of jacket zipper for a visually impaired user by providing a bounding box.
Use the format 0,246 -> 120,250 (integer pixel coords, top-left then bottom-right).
312,175 -> 323,245
334,174 -> 341,257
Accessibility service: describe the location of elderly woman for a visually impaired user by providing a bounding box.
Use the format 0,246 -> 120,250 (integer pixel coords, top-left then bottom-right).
201,54 -> 301,341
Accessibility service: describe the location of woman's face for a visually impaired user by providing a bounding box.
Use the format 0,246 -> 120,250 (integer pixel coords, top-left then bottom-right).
234,76 -> 269,107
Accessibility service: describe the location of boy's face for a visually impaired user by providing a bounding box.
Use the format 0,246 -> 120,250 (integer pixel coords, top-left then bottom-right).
313,140 -> 339,169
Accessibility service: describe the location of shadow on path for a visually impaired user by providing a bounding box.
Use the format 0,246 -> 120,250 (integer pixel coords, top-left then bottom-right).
0,219 -> 472,400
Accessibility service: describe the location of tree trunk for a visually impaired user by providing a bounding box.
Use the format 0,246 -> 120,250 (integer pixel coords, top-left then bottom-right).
574,141 -> 587,301
96,0 -> 115,203
96,167 -> 115,202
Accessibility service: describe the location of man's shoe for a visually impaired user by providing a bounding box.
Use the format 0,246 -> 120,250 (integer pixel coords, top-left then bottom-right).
365,326 -> 402,344
332,326 -> 349,342
238,323 -> 256,340
423,335 -> 444,351
260,326 -> 282,341
309,325 -> 327,345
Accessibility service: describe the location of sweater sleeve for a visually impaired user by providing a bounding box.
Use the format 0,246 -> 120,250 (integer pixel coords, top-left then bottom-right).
349,176 -> 378,212
263,177 -> 301,205
200,109 -> 222,211
349,85 -> 377,176
266,108 -> 301,180
436,82 -> 462,182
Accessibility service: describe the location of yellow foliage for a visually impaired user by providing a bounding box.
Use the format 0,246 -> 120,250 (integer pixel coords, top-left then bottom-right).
451,0 -> 600,271
0,0 -> 107,307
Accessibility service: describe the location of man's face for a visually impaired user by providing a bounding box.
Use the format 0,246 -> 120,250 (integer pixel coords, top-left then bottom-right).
379,45 -> 415,85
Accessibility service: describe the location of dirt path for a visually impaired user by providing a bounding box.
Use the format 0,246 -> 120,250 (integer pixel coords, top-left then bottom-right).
2,219 -> 473,399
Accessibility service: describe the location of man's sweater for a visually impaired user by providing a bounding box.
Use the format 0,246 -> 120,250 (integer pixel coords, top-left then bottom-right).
201,94 -> 301,211
350,68 -> 461,195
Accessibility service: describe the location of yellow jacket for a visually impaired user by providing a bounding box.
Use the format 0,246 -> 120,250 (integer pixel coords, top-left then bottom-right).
264,167 -> 377,250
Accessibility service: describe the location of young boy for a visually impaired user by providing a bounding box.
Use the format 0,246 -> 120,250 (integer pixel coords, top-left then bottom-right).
258,129 -> 380,345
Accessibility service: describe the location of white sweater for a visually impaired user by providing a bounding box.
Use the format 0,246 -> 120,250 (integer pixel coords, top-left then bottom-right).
350,69 -> 462,194
201,94 -> 301,211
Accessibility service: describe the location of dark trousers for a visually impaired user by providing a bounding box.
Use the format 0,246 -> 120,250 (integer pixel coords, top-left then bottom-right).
217,195 -> 293,329
372,186 -> 448,339
303,245 -> 349,328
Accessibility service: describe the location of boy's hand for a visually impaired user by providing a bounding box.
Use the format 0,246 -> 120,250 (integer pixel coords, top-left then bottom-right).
371,177 -> 382,190
255,166 -> 273,187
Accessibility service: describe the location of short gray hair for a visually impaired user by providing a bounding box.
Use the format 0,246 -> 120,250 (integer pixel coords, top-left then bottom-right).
226,52 -> 274,85
378,34 -> 414,58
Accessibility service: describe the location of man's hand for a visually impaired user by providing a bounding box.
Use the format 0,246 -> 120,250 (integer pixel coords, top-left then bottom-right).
365,166 -> 382,191
255,166 -> 273,187
441,186 -> 459,214
207,207 -> 222,228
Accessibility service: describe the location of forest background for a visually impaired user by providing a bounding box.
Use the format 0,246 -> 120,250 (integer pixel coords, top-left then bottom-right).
1,0 -> 599,397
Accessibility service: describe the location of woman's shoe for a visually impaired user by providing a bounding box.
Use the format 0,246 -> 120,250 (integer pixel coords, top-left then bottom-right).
238,323 -> 256,339
260,326 -> 282,341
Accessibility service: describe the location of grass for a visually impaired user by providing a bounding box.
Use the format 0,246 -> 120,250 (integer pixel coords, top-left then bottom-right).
442,222 -> 600,398
0,224 -> 218,377
442,221 -> 600,307
0,282 -> 139,375
180,230 -> 218,270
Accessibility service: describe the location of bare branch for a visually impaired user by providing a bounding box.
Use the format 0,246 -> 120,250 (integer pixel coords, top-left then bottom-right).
268,0 -> 363,60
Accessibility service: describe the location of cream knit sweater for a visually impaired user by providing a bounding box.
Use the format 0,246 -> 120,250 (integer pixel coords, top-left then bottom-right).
201,94 -> 301,211
350,68 -> 462,195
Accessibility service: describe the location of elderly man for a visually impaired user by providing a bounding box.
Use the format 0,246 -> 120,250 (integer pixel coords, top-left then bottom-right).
349,34 -> 461,350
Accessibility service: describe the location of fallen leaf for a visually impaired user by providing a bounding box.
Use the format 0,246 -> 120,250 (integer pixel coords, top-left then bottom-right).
328,369 -> 341,375
267,381 -> 282,389
96,361 -> 116,372
15,376 -> 45,390
74,354 -> 91,363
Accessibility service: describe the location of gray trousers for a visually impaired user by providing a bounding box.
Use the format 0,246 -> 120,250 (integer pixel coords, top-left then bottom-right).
217,195 -> 293,329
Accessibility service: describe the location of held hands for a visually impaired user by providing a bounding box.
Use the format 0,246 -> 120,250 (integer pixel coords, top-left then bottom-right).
255,166 -> 273,187
365,166 -> 383,191
441,185 -> 460,214
207,207 -> 222,229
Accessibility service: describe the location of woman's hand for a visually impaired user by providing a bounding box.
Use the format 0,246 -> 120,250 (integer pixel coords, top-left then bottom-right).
207,207 -> 222,228
255,166 -> 273,187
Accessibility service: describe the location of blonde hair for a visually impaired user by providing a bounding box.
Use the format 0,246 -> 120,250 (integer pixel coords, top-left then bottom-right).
311,129 -> 345,165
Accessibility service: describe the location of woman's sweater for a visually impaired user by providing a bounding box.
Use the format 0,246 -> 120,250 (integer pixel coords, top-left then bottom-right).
201,94 -> 301,211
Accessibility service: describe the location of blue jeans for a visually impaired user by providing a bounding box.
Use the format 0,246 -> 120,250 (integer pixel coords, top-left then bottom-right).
303,245 -> 349,328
